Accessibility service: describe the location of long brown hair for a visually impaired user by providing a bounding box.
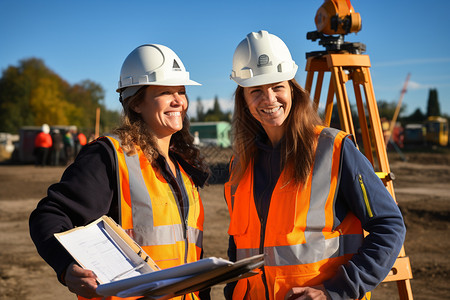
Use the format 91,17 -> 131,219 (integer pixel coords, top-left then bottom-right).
113,86 -> 207,172
230,78 -> 322,184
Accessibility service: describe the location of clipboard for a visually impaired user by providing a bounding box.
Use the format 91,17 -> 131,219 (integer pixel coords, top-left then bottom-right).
54,216 -> 265,297
54,216 -> 159,284
104,254 -> 264,298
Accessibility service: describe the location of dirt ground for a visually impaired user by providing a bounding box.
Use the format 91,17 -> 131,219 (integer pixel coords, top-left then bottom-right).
0,148 -> 449,300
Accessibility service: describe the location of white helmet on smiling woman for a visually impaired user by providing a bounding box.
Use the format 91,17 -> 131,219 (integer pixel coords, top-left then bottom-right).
230,30 -> 298,87
117,44 -> 201,101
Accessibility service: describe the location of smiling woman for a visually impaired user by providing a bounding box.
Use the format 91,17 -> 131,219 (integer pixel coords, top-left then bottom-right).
134,85 -> 188,141
243,81 -> 292,145
224,30 -> 406,300
29,44 -> 211,300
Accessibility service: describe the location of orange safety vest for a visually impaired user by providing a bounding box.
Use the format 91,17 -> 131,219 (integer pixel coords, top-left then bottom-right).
79,136 -> 204,300
225,126 -> 365,300
78,133 -> 87,146
35,132 -> 53,148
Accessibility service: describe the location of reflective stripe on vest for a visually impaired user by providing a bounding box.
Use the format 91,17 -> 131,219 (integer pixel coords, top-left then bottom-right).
105,136 -> 203,252
225,126 -> 364,299
122,148 -> 202,248
235,234 -> 362,266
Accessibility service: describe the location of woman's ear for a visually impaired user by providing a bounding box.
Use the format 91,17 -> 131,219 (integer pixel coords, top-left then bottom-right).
131,102 -> 142,114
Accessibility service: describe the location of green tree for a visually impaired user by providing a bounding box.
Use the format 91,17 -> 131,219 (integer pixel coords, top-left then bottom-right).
196,96 -> 205,121
403,108 -> 425,124
324,103 -> 359,130
101,108 -> 120,134
204,95 -> 228,122
0,58 -> 118,134
66,80 -> 105,129
30,77 -> 71,125
0,58 -> 48,132
426,88 -> 441,117
377,100 -> 405,120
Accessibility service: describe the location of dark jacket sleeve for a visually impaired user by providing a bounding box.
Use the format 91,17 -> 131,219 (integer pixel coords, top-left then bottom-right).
224,235 -> 238,300
323,138 -> 406,299
29,139 -> 118,284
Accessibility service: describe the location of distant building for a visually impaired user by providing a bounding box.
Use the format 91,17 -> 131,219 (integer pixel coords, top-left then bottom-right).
189,122 -> 231,148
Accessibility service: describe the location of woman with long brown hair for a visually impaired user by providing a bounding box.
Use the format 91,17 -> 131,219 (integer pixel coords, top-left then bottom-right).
224,30 -> 405,300
30,44 -> 210,300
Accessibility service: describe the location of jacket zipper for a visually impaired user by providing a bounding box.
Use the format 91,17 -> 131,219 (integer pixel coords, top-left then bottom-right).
358,174 -> 373,218
260,217 -> 270,300
258,152 -> 275,300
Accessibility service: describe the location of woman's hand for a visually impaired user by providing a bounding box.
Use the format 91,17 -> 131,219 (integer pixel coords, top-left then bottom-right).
285,284 -> 331,300
64,262 -> 101,298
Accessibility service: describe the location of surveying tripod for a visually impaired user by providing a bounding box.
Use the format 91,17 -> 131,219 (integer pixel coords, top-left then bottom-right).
304,51 -> 414,299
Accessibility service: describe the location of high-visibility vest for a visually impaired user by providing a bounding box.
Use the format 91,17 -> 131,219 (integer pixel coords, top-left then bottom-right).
225,126 -> 364,300
78,133 -> 87,146
79,136 -> 204,300
35,132 -> 53,148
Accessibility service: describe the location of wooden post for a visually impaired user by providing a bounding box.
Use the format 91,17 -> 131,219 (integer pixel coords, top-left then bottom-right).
95,107 -> 101,139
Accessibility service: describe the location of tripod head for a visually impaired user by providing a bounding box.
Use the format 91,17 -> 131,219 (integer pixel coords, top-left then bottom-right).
306,31 -> 366,58
306,0 -> 366,58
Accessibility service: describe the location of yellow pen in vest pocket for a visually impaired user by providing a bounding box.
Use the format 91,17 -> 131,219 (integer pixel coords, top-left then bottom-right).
358,174 -> 373,218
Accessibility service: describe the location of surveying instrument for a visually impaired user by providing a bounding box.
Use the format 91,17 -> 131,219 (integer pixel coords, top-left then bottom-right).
304,1 -> 413,299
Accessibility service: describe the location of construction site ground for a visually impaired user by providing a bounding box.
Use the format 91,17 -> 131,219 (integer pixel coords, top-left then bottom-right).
0,148 -> 448,300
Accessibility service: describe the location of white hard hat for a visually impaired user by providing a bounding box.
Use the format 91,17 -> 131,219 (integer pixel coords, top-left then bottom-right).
41,124 -> 50,134
117,44 -> 200,100
230,30 -> 298,87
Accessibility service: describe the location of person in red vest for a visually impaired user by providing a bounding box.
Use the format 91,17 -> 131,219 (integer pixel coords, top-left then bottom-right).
29,44 -> 210,300
77,132 -> 87,147
224,30 -> 406,300
34,123 -> 53,167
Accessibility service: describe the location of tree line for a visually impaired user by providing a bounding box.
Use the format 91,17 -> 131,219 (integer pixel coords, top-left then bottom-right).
1,58 -> 445,135
0,58 -> 120,134
378,88 -> 445,124
328,88 -> 447,128
191,95 -> 231,122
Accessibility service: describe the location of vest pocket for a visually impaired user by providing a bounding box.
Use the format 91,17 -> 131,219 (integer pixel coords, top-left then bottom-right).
232,278 -> 249,300
227,190 -> 250,236
146,199 -> 181,267
273,271 -> 322,299
271,188 -> 297,235
228,211 -> 249,236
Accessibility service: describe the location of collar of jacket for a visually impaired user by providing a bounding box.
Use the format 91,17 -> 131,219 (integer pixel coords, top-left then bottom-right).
169,152 -> 210,188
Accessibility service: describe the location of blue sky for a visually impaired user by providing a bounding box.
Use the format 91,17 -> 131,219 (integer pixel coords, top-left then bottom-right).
1,0 -> 450,120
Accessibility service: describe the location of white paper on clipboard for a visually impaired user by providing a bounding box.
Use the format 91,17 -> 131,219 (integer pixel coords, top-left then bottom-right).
54,215 -> 264,297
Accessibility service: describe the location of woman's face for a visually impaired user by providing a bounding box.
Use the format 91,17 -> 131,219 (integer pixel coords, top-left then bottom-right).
243,81 -> 292,130
134,85 -> 188,138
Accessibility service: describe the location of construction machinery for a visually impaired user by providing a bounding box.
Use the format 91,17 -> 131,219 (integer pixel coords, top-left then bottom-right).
304,1 -> 414,299
425,116 -> 449,146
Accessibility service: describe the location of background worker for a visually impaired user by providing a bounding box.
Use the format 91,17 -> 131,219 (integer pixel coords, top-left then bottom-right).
63,128 -> 74,164
224,30 -> 406,300
77,130 -> 87,149
50,128 -> 63,166
29,44 -> 210,300
34,123 -> 52,167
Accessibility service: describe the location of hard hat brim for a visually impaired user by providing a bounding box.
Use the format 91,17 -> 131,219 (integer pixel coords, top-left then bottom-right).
117,79 -> 201,93
231,67 -> 297,87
